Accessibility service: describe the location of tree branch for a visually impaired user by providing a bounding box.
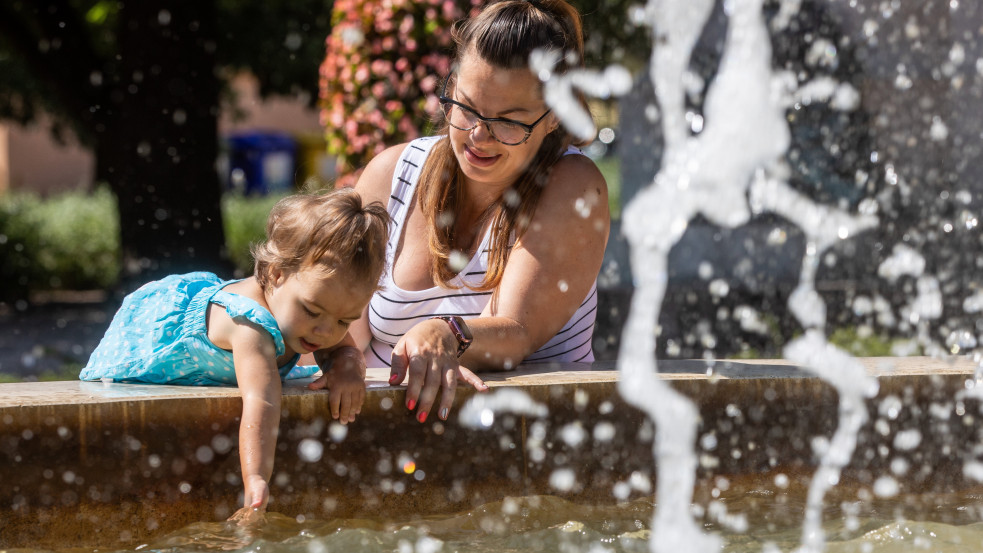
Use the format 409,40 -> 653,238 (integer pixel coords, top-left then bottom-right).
0,1 -> 107,140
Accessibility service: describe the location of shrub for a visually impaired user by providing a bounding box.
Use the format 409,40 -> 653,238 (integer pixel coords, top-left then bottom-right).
222,192 -> 286,277
0,188 -> 119,298
31,187 -> 120,290
0,195 -> 43,300
319,0 -> 478,184
0,188 -> 286,298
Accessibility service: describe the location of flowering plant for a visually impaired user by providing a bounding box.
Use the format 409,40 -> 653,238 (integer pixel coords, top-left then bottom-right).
320,0 -> 480,185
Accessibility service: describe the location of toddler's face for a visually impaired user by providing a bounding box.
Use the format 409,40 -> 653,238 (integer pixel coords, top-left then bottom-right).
266,267 -> 373,356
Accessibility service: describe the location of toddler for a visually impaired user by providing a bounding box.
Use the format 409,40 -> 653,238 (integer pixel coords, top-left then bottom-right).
80,188 -> 389,518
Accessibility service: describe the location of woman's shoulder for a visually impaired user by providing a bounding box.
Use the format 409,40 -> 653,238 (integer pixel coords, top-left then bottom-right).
356,137 -> 445,202
548,151 -> 608,196
531,152 -> 609,228
355,142 -> 412,203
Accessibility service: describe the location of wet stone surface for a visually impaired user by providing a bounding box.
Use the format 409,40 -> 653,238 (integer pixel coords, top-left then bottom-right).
0,357 -> 979,549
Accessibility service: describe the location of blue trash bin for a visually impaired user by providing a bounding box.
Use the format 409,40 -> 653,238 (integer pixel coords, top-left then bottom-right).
226,132 -> 297,195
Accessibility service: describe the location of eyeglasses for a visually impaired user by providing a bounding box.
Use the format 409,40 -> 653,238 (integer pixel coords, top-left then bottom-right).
438,78 -> 552,146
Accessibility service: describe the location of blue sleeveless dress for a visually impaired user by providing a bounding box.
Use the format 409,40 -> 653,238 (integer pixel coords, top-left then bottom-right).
80,272 -> 318,386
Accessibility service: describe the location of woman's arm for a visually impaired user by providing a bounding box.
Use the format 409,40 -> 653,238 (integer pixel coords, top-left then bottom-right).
228,322 -> 282,515
466,153 -> 610,367
394,154 -> 609,421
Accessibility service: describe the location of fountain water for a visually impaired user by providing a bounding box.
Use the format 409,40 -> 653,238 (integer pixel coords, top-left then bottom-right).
5,0 -> 983,551
541,0 -> 983,551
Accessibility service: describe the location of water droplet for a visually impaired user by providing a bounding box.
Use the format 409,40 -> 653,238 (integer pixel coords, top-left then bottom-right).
872,476 -> 899,498
593,421 -> 616,442
448,250 -> 468,272
559,423 -> 586,447
340,27 -> 364,47
930,116 -> 949,141
549,468 -> 576,492
709,279 -> 729,298
285,32 -> 302,51
329,422 -> 348,442
194,446 -> 214,464
893,429 -> 922,451
470,408 -> 494,430
774,473 -> 789,489
298,438 -> 324,463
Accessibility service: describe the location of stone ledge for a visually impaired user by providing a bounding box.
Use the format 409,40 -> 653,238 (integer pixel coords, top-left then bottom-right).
2,356 -> 973,408
0,356 -> 979,549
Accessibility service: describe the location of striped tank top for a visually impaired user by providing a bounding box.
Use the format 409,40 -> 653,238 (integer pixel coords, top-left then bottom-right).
365,135 -> 598,368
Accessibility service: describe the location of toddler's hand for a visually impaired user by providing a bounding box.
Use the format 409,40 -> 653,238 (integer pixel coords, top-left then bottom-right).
309,347 -> 366,424
229,505 -> 266,526
230,473 -> 269,524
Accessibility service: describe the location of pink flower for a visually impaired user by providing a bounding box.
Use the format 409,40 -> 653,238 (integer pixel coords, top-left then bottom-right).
320,0 -> 465,171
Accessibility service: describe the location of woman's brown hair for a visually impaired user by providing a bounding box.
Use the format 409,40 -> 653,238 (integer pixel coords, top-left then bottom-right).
417,0 -> 591,291
252,188 -> 389,291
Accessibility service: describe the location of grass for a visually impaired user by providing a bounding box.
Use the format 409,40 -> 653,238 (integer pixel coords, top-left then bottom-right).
222,192 -> 287,276
595,156 -> 621,219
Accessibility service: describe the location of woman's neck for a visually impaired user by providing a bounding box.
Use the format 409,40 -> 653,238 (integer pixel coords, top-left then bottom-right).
451,197 -> 497,254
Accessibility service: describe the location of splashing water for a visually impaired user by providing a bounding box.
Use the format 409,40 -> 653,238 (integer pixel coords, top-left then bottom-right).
458,388 -> 548,429
538,0 -> 898,550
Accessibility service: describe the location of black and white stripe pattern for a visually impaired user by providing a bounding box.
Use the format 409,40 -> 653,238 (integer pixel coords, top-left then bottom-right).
366,136 -> 597,367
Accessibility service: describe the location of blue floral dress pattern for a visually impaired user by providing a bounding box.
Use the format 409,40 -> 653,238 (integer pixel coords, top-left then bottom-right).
80,272 -> 318,386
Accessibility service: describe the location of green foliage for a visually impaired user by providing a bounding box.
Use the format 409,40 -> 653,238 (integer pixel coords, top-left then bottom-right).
567,0 -> 651,70
595,156 -> 621,219
0,196 -> 41,299
216,0 -> 335,104
222,193 -> 287,277
0,363 -> 83,383
0,189 -> 287,297
31,187 -> 120,290
0,188 -> 119,298
828,326 -> 905,357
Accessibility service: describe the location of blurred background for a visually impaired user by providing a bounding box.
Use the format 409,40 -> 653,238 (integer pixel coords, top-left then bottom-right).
3,1 -> 983,381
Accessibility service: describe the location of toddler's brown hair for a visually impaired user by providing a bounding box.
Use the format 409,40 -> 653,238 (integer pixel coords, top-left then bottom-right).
252,188 -> 389,291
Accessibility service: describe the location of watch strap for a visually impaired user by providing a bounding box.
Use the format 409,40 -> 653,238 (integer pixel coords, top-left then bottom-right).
432,316 -> 472,357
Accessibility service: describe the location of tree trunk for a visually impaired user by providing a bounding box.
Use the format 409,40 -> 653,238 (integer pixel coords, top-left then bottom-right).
106,0 -> 231,288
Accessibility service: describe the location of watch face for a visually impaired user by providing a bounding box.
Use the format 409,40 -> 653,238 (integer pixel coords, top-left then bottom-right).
436,316 -> 472,357
451,316 -> 473,342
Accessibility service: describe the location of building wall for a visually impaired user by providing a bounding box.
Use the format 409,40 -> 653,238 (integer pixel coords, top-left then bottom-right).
2,118 -> 94,196
0,72 -> 327,196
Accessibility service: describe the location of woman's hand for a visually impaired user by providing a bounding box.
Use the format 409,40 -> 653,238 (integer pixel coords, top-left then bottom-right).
309,346 -> 367,424
389,319 -> 488,423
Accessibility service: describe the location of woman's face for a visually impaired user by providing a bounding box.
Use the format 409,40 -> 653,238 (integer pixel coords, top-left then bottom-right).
447,50 -> 556,193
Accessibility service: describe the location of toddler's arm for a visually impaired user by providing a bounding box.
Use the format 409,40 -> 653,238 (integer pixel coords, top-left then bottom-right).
229,323 -> 282,515
309,333 -> 366,424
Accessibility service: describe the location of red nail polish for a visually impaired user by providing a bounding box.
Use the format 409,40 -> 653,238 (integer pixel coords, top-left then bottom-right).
417,410 -> 428,423
389,374 -> 399,385
407,399 -> 416,411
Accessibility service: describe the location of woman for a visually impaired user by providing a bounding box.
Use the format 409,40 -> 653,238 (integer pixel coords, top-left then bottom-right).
311,0 -> 609,423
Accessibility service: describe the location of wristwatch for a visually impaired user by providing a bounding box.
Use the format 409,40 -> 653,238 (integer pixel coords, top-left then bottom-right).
432,316 -> 473,357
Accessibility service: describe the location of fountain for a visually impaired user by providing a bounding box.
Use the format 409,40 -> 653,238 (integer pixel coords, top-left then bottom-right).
4,0 -> 983,551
